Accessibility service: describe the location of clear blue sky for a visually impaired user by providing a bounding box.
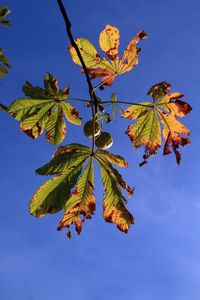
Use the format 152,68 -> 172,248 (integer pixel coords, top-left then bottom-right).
0,0 -> 200,299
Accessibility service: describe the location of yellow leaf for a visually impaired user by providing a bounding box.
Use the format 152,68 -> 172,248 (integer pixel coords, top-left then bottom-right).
119,30 -> 147,74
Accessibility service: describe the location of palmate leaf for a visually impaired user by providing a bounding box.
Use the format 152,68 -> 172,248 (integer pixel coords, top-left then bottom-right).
9,73 -> 81,144
68,25 -> 147,88
31,144 -> 134,238
122,82 -> 192,165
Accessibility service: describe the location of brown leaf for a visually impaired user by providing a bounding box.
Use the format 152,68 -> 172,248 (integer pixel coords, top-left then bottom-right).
163,132 -> 190,164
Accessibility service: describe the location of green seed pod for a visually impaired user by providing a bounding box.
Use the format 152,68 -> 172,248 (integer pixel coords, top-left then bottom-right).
83,120 -> 101,139
95,132 -> 113,149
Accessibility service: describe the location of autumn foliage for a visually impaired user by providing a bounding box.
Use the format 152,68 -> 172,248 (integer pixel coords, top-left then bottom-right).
0,3 -> 192,239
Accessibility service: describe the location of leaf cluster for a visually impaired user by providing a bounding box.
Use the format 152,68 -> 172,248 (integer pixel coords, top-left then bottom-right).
0,4 -> 193,239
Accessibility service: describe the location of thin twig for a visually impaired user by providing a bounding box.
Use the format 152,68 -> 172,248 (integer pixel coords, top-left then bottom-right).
101,100 -> 153,108
57,0 -> 98,113
68,98 -> 90,103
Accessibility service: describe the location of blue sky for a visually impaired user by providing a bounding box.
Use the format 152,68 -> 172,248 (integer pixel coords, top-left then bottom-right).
0,0 -> 200,299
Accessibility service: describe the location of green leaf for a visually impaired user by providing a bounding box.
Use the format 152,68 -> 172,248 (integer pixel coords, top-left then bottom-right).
22,81 -> 49,99
95,152 -> 133,199
20,102 -> 55,139
9,73 -> 81,144
45,105 -> 66,145
68,38 -> 113,70
30,157 -> 88,217
9,98 -> 54,120
44,73 -> 58,96
36,144 -> 91,175
60,102 -> 82,125
111,93 -> 117,120
95,149 -> 128,168
122,102 -> 151,120
94,150 -> 134,233
53,143 -> 91,157
57,158 -> 95,237
126,109 -> 162,152
64,158 -> 94,212
100,166 -> 134,233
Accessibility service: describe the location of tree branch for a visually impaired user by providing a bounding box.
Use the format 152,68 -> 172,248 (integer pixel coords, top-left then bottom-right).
57,0 -> 98,113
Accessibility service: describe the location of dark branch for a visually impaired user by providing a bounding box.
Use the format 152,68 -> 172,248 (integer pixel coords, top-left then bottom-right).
57,0 -> 98,113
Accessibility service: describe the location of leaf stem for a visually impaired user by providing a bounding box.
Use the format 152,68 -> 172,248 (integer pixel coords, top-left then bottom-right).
68,98 -> 90,103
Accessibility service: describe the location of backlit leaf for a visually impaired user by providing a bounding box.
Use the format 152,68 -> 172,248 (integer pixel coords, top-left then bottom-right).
45,105 -> 66,145
9,73 -> 81,144
31,144 -> 135,237
36,144 -> 91,175
60,102 -> 82,125
95,150 -> 134,233
126,110 -> 162,162
101,167 -> 134,233
68,38 -> 113,70
44,73 -> 58,96
20,102 -> 55,139
99,25 -> 119,65
119,30 -> 147,73
123,82 -> 192,165
23,81 -> 49,99
30,152 -> 89,217
95,149 -> 128,168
